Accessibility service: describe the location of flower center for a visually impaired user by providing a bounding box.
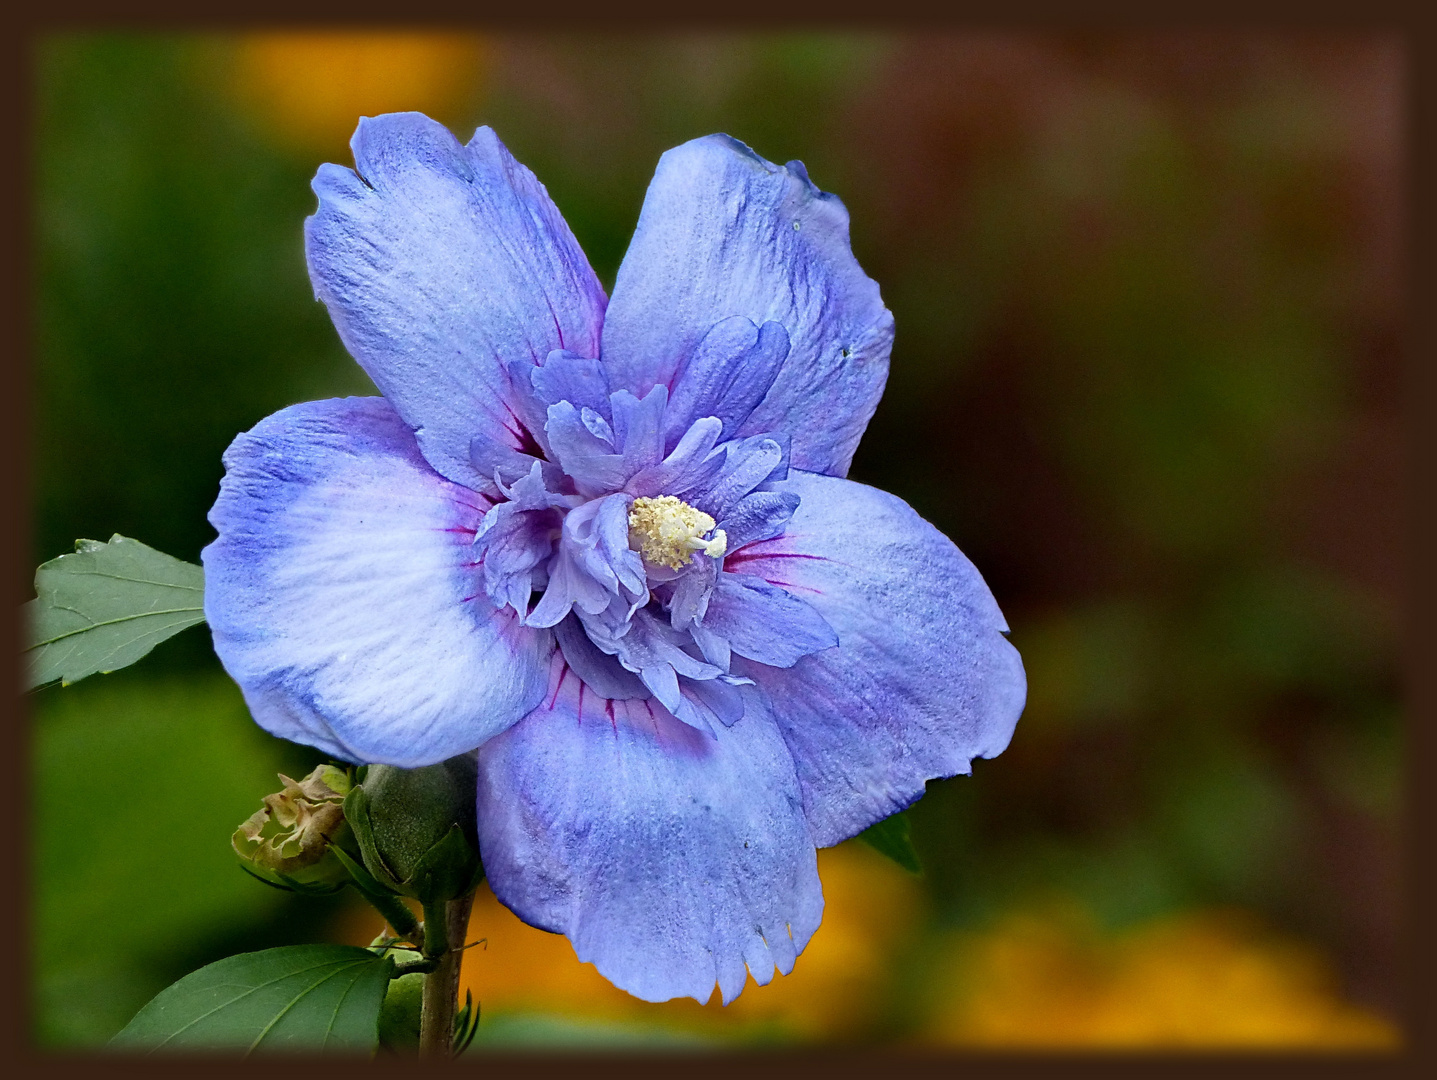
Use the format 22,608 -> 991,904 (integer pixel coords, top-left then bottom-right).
628,495 -> 727,570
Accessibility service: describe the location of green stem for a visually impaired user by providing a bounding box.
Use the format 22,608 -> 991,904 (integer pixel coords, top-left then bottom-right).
363,887 -> 423,945
332,845 -> 424,946
392,956 -> 439,977
418,890 -> 476,1058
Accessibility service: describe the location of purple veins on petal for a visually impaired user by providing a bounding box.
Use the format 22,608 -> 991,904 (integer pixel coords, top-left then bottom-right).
724,470 -> 1026,848
578,608 -> 726,733
202,396 -> 552,767
469,429 -> 539,490
554,614 -> 649,700
701,571 -> 838,669
498,358 -> 556,462
476,659 -> 823,1005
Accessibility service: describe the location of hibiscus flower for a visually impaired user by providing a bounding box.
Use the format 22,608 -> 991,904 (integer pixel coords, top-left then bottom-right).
203,113 -> 1025,1006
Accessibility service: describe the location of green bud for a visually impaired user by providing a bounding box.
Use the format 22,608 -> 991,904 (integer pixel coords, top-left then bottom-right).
232,764 -> 354,893
376,971 -> 425,1052
367,935 -> 424,1053
344,756 -> 483,904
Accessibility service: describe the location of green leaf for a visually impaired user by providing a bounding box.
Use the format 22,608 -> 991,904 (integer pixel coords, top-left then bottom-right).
857,809 -> 922,873
24,535 -> 206,690
109,945 -> 393,1054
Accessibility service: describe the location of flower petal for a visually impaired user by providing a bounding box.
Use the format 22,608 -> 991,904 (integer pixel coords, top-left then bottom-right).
305,115 -> 606,491
717,490 -> 801,550
203,397 -> 553,766
579,609 -> 724,730
609,384 -> 668,475
526,494 -> 645,629
702,572 -> 838,669
575,492 -> 646,599
625,416 -> 725,500
601,134 -> 893,477
476,658 -> 823,1005
472,504 -> 556,619
553,615 -> 648,700
468,429 -> 536,488
544,402 -> 629,496
531,350 -> 612,418
727,471 -> 1026,847
667,552 -> 719,631
687,435 -> 788,521
661,316 -> 790,450
526,543 -> 609,629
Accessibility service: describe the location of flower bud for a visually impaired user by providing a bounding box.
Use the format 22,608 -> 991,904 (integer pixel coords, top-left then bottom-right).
344,755 -> 483,904
376,971 -> 425,1052
232,764 -> 355,893
370,936 -> 424,1053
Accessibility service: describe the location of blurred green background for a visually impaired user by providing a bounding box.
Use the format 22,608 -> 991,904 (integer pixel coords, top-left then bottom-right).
29,32 -> 1404,1049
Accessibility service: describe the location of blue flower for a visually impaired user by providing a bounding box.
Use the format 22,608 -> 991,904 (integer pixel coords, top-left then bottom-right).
203,114 -> 1026,1005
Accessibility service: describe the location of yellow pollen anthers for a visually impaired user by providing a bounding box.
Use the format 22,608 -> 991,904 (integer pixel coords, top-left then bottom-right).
628,496 -> 728,570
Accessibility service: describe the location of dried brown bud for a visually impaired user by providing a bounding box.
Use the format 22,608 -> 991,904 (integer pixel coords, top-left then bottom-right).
233,764 -> 354,890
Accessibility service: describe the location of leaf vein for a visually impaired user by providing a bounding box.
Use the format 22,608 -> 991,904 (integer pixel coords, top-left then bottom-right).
149,959 -> 362,1049
27,609 -> 206,649
247,962 -> 366,1054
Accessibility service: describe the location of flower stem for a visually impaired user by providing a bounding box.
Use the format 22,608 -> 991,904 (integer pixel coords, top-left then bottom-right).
332,845 -> 425,946
418,890 -> 476,1057
366,888 -> 423,946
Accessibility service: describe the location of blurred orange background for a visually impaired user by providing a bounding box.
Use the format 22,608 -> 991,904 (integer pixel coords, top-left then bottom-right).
340,844 -> 1396,1049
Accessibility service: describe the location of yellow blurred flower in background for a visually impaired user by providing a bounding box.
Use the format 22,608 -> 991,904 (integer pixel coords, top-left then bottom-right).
227,32 -> 487,155
919,904 -> 1399,1050
342,848 -> 1397,1049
